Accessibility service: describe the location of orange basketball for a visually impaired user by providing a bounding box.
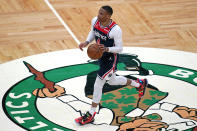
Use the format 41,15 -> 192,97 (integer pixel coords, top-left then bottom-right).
87,43 -> 103,60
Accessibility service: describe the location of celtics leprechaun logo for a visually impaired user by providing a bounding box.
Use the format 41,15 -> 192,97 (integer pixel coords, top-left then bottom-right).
2,50 -> 197,131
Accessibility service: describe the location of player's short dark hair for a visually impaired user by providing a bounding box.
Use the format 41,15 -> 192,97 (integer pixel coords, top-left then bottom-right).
101,5 -> 113,15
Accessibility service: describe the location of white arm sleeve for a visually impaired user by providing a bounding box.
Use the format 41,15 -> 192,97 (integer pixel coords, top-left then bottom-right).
108,25 -> 123,53
86,17 -> 97,43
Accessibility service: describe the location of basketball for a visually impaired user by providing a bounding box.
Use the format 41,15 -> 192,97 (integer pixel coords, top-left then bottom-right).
87,43 -> 103,60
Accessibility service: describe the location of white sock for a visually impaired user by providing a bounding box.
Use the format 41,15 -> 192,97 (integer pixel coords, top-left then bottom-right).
89,107 -> 96,115
130,79 -> 140,87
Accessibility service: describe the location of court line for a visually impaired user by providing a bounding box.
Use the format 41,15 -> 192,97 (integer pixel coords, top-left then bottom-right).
44,0 -> 80,45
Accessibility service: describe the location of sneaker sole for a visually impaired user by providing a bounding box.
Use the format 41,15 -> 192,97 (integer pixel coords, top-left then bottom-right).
79,119 -> 94,125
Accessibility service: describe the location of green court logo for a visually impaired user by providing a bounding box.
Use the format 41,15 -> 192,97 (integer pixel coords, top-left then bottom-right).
2,51 -> 197,131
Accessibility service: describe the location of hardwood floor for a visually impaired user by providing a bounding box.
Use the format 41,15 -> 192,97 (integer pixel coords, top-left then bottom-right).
0,0 -> 197,64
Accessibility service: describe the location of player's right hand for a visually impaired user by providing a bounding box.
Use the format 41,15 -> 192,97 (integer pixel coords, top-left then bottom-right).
79,41 -> 89,51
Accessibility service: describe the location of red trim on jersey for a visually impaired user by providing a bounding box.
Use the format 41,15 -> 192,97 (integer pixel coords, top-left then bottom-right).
94,20 -> 116,34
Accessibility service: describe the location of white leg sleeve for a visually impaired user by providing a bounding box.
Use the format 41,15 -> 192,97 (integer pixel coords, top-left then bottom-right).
92,76 -> 106,103
107,73 -> 127,86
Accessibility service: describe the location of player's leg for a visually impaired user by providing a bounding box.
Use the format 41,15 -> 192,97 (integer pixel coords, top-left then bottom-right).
75,76 -> 106,125
79,64 -> 115,124
107,73 -> 127,85
105,54 -> 148,93
107,73 -> 148,98
91,76 -> 106,113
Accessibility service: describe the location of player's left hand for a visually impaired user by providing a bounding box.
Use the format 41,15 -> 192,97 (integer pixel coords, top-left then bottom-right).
98,44 -> 109,53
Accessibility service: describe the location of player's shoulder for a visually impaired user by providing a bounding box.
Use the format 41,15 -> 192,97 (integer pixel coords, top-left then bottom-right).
111,23 -> 122,32
111,19 -> 121,29
92,16 -> 98,21
91,17 -> 98,25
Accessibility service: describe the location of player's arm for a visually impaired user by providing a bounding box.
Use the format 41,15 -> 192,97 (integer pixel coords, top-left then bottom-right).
79,17 -> 97,51
107,25 -> 123,53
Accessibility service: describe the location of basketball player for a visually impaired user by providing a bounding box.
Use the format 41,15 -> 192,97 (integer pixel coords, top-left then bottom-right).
76,5 -> 148,125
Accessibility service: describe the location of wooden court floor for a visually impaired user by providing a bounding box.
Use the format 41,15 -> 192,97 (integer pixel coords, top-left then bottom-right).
0,0 -> 197,64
